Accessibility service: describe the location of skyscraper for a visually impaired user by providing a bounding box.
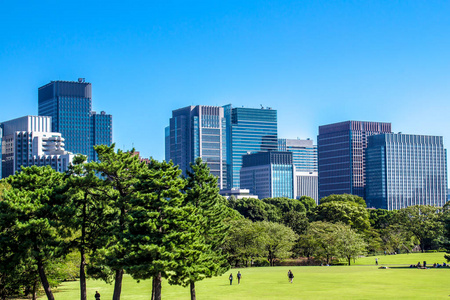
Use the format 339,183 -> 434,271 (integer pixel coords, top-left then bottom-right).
168,105 -> 227,188
1,116 -> 74,177
38,79 -> 112,161
317,121 -> 391,199
278,138 -> 318,202
224,105 -> 278,189
366,133 -> 448,210
240,151 -> 294,199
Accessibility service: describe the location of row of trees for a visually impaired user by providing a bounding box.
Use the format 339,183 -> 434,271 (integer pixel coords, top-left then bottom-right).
0,145 -> 231,300
226,194 -> 450,266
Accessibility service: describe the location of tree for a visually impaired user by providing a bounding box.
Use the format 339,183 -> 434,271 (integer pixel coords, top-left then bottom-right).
302,221 -> 342,265
61,155 -> 109,300
282,210 -> 309,236
298,196 -> 317,212
335,225 -> 367,265
230,197 -> 281,222
398,205 -> 443,252
257,221 -> 298,266
319,194 -> 366,207
1,166 -> 67,300
262,197 -> 306,214
124,159 -> 192,300
313,201 -> 370,232
222,219 -> 264,267
170,158 -> 230,300
443,201 -> 450,262
88,145 -> 147,300
368,209 -> 398,229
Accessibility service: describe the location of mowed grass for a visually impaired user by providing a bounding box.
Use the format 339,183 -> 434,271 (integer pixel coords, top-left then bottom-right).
44,253 -> 449,300
352,252 -> 448,266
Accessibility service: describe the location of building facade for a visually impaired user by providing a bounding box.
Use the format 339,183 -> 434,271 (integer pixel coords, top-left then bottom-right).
240,151 -> 294,199
366,133 -> 448,210
224,105 -> 278,189
38,79 -> 112,161
1,116 -> 74,178
168,105 -> 227,188
317,120 -> 391,199
278,138 -> 318,202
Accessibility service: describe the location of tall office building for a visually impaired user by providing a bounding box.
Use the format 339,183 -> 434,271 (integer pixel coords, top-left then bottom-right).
318,121 -> 391,199
240,151 -> 294,199
366,133 -> 448,210
1,116 -> 74,177
38,79 -> 112,161
278,138 -> 318,202
224,105 -> 278,189
91,111 -> 113,161
167,105 -> 227,188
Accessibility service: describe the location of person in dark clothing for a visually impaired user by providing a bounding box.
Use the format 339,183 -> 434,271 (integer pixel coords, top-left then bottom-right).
95,291 -> 101,300
229,273 -> 233,285
288,270 -> 294,283
237,271 -> 242,284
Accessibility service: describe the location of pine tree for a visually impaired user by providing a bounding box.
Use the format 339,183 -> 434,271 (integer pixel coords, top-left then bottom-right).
170,158 -> 231,300
61,155 -> 109,300
1,166 -> 67,300
88,144 -> 147,300
124,159 -> 192,300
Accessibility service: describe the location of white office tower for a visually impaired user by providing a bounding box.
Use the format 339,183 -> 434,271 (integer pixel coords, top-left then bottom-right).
1,116 -> 74,177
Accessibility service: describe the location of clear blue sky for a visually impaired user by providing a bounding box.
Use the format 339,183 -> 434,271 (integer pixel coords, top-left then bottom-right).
1,1 -> 450,161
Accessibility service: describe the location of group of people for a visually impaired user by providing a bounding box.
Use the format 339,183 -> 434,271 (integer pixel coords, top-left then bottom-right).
228,270 -> 295,285
229,271 -> 242,285
409,261 -> 449,269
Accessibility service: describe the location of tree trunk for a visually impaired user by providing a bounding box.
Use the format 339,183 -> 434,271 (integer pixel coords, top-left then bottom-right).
37,258 -> 54,300
32,281 -> 37,300
80,200 -> 87,300
151,276 -> 155,300
80,248 -> 87,300
348,257 -> 351,266
112,269 -> 124,300
190,281 -> 196,300
153,272 -> 162,300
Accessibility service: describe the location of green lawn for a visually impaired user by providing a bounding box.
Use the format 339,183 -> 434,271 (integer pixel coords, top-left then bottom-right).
44,253 -> 449,300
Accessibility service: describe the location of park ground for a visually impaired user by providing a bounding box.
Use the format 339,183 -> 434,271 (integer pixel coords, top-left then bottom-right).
41,253 -> 449,300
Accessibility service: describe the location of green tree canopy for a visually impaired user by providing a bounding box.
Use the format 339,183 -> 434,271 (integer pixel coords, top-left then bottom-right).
261,197 -> 306,214
298,196 -> 317,212
257,221 -> 298,266
398,205 -> 443,252
228,197 -> 281,222
313,201 -> 370,232
319,194 -> 366,207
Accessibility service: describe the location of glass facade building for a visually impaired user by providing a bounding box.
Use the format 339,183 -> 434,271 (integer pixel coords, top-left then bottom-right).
317,121 -> 391,199
366,133 -> 448,210
240,151 -> 294,199
38,79 -> 112,161
278,138 -> 317,172
168,105 -> 227,188
224,105 -> 278,189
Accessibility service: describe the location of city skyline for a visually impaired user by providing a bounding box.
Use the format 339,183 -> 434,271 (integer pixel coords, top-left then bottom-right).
1,1 -> 450,165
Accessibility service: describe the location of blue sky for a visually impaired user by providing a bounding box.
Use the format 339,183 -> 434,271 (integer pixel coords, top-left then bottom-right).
1,1 -> 450,161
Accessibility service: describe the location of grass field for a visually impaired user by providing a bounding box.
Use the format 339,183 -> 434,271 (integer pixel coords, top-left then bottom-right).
43,253 -> 449,300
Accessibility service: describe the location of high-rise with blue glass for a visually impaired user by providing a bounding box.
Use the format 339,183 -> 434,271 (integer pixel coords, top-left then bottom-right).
168,105 -> 227,188
318,121 -> 391,199
38,79 -> 112,161
224,105 -> 278,189
366,133 -> 448,210
278,138 -> 318,202
240,151 -> 294,199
